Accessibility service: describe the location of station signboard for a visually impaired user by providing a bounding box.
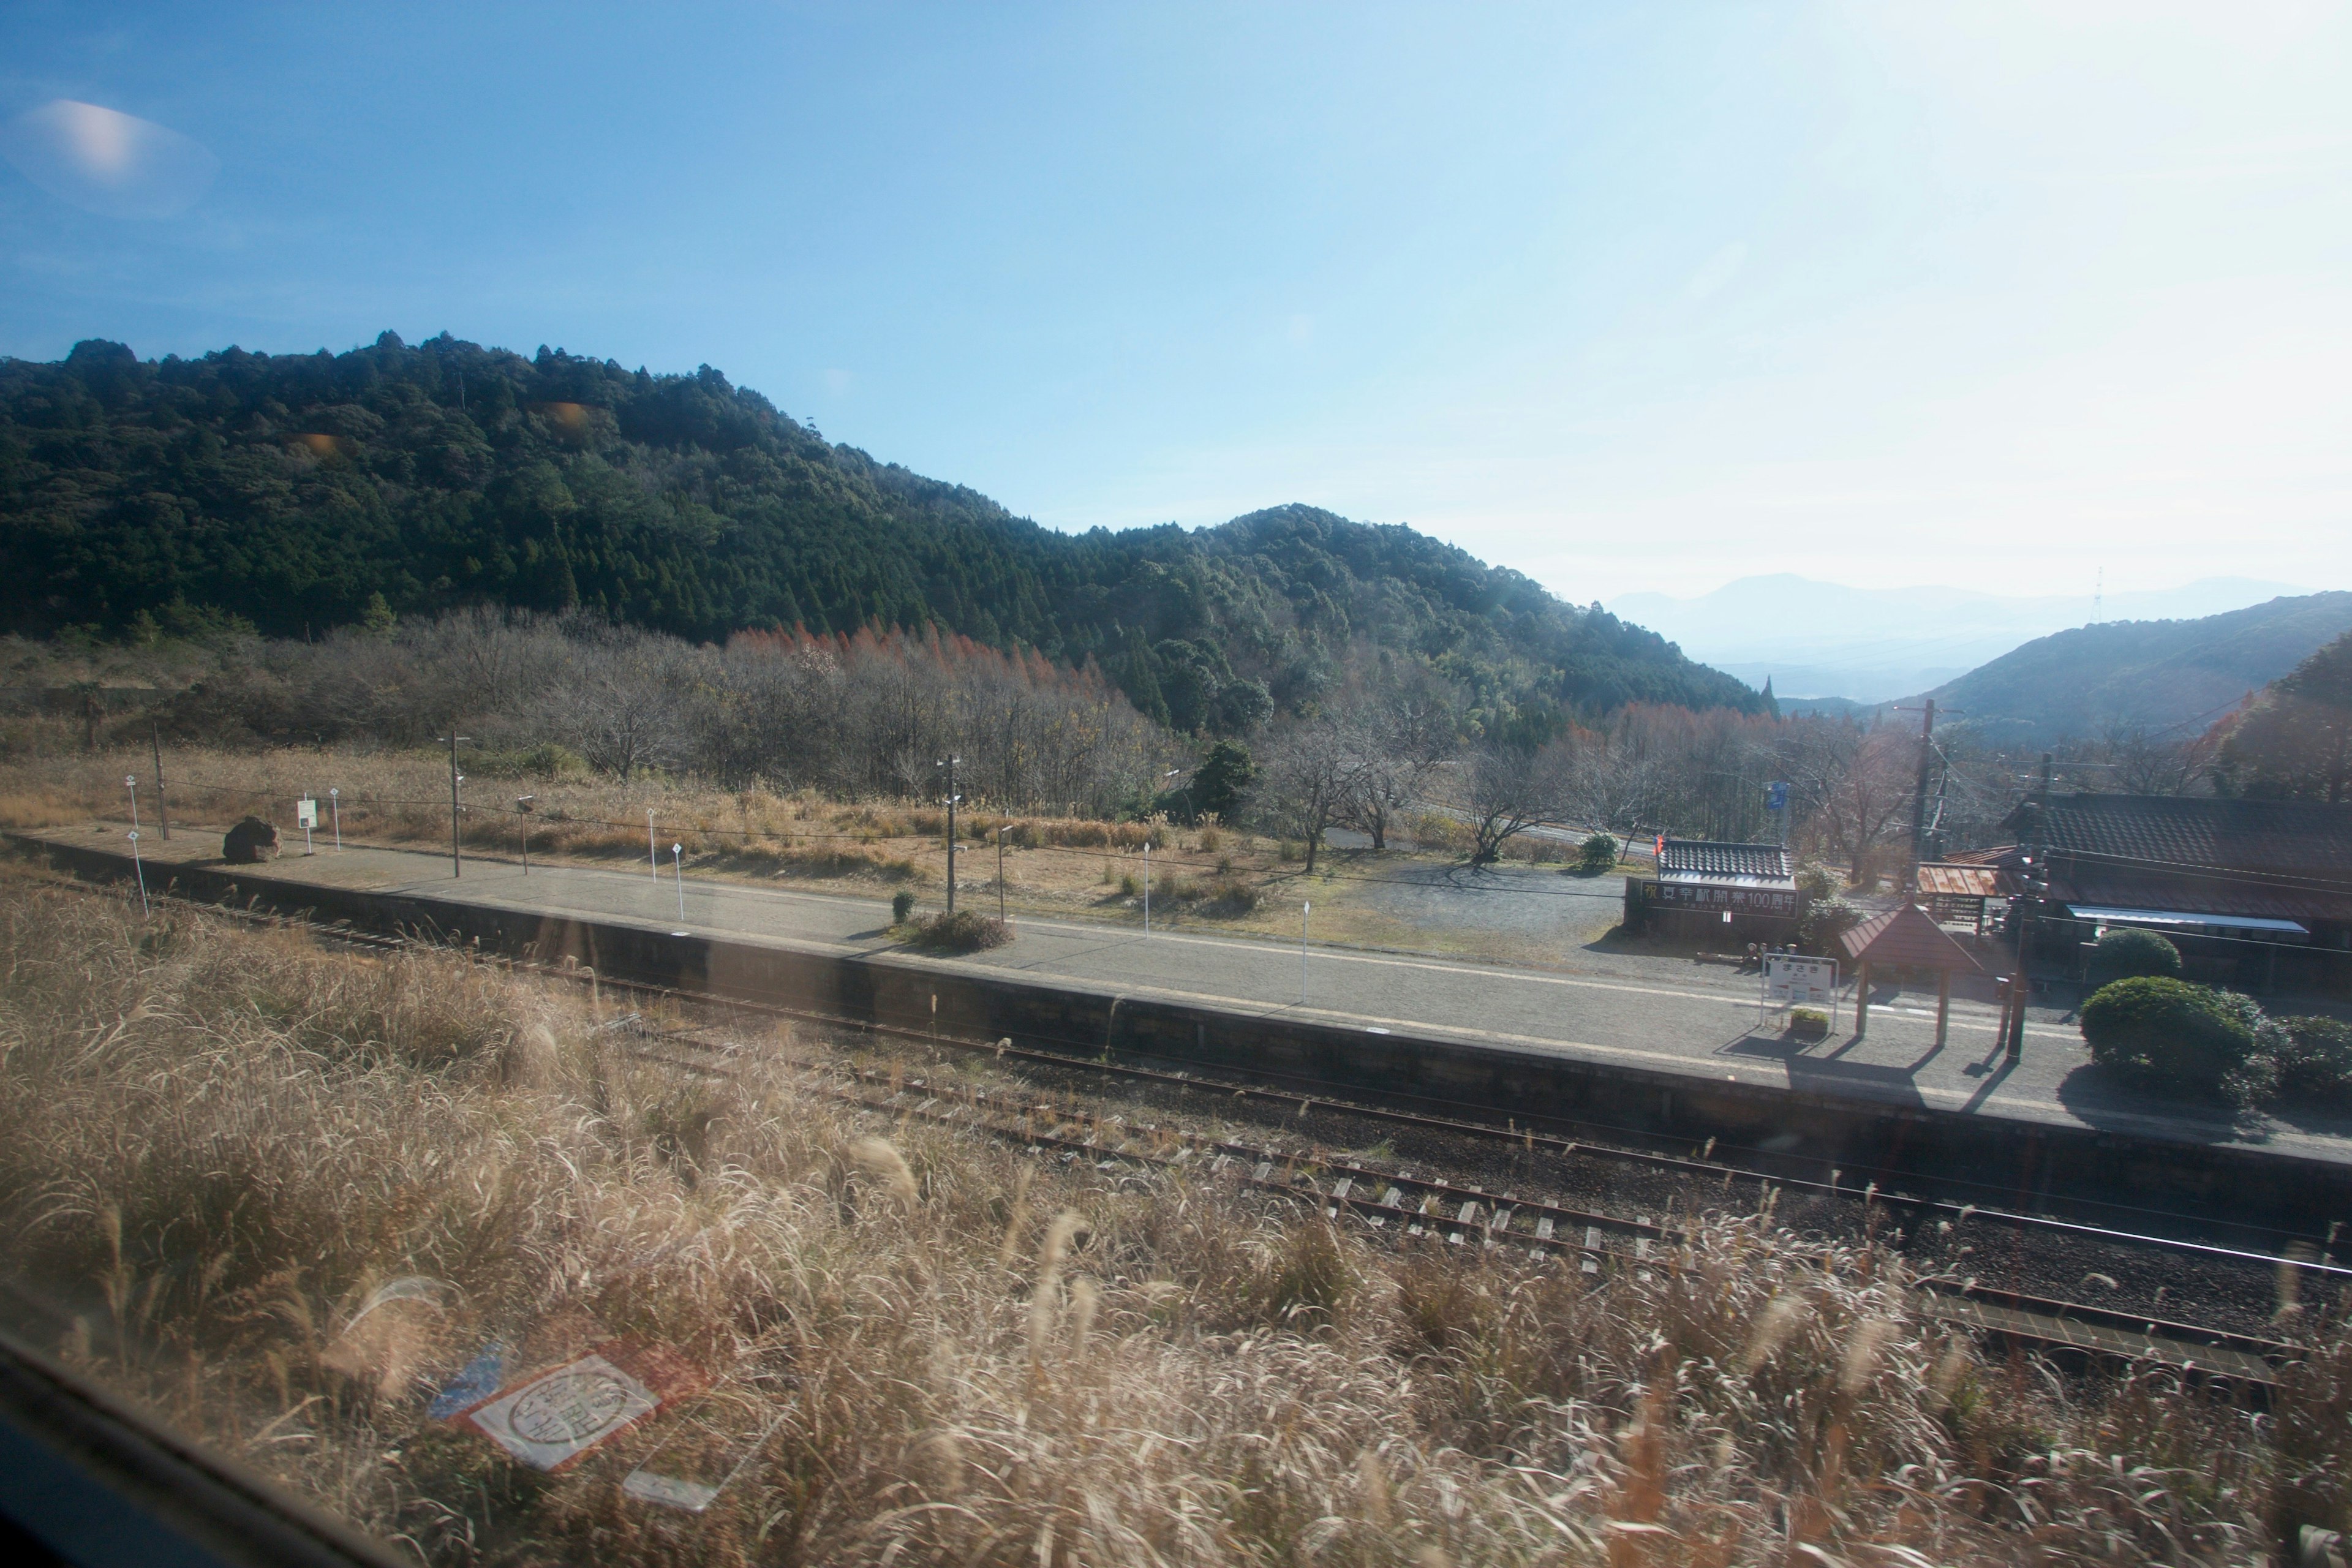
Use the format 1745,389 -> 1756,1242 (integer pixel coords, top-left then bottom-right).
1763,953 -> 1838,1006
1640,880 -> 1800,918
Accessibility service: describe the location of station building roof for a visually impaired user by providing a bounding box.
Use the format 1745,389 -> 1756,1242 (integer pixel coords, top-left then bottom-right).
1656,840 -> 1795,890
1994,793 -> 2352,927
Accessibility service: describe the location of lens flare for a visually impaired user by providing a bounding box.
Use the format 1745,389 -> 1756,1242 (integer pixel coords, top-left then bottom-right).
0,99 -> 219,219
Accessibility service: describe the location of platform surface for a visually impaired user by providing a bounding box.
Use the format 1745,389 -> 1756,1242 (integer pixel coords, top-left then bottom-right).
40,822 -> 2352,1166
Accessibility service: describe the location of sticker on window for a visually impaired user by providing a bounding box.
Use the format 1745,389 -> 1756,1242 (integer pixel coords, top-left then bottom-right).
454,1340 -> 704,1471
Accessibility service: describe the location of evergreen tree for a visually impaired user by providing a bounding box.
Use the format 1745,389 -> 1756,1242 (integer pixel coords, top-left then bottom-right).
2216,629 -> 2352,803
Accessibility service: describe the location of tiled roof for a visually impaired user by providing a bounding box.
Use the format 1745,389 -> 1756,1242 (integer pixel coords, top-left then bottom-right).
1839,903 -> 1986,972
1657,839 -> 1793,886
2016,794 -> 2352,877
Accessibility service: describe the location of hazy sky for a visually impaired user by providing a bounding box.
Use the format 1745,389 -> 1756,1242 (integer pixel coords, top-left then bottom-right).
4,3 -> 2347,600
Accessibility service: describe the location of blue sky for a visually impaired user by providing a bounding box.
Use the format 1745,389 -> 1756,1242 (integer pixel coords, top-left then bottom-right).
4,2 -> 2348,600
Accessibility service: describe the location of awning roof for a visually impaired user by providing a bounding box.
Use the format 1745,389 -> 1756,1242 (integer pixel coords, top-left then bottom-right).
2064,904 -> 2310,937
1839,903 -> 1987,973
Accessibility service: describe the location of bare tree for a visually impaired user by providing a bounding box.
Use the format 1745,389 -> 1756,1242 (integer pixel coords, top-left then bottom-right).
1795,724 -> 1914,887
1460,734 -> 1582,866
1250,718 -> 1358,872
1336,680 -> 1456,850
552,632 -> 692,782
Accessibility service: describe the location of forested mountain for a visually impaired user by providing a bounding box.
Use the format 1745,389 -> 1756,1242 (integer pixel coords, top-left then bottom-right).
1923,593 -> 2352,745
0,333 -> 1759,734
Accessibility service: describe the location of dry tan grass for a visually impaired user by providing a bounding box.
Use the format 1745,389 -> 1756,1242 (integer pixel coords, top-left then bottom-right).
0,744 -> 1254,903
1,862 -> 2348,1564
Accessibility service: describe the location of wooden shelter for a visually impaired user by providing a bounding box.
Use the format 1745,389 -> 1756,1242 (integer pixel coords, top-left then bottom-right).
1839,902 -> 1986,1044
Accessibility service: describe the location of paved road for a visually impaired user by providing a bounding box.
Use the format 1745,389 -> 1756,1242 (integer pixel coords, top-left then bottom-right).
64,826 -> 2352,1163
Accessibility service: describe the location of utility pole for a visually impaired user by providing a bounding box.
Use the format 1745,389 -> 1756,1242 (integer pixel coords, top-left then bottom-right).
938,755 -> 960,915
1904,698 -> 1937,897
439,734 -> 469,876
1300,901 -> 1311,1005
149,721 -> 169,842
2005,751 -> 2054,1064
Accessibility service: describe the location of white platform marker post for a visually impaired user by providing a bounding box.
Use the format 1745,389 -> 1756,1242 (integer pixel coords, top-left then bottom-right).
1143,840 -> 1150,934
673,842 -> 686,923
1301,900 -> 1310,1006
124,774 -> 140,833
329,787 -> 341,850
127,831 -> 149,916
649,809 -> 659,880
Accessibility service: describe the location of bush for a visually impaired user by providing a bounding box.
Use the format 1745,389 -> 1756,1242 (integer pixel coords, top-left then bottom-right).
2085,927 -> 2182,986
1798,895 -> 1862,955
1790,1007 -> 1828,1039
1577,832 -> 1617,873
891,889 -> 916,925
909,909 -> 1013,952
2080,977 -> 2264,1103
1794,862 -> 1841,903
2272,1016 -> 2352,1106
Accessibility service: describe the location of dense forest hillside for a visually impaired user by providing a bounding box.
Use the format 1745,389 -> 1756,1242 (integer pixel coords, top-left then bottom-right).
1924,592 -> 2352,744
0,334 -> 1758,733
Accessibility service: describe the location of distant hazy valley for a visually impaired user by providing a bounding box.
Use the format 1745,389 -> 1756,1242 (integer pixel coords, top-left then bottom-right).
1610,575 -> 2311,703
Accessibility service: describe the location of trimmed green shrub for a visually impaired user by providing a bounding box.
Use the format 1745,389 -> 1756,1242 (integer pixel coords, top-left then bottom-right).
891,889 -> 916,925
2085,927 -> 2182,986
1578,833 -> 1618,874
1794,862 -> 1841,903
2271,1016 -> 2352,1106
1790,1007 -> 1829,1039
2079,977 -> 2261,1103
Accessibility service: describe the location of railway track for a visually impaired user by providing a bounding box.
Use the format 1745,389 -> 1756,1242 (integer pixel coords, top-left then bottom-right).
615,1012 -> 2299,1387
37,870 -> 2351,1384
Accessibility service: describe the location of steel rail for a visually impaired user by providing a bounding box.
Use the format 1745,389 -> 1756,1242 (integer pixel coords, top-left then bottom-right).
657,1028 -> 2293,1384
40,871 -> 2352,1292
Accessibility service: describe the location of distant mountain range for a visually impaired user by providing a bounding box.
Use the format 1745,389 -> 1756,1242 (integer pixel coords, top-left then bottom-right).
1776,592 -> 2352,744
1610,574 -> 2309,703
1915,593 -> 2352,745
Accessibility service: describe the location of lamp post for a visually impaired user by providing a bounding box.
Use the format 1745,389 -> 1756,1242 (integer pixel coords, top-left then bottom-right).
149,722 -> 169,842
936,756 -> 961,915
127,831 -> 149,916
437,734 -> 470,876
516,795 -> 535,875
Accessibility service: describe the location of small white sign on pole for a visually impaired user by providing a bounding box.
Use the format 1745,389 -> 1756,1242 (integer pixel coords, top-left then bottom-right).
297,797 -> 318,829
1763,954 -> 1838,1006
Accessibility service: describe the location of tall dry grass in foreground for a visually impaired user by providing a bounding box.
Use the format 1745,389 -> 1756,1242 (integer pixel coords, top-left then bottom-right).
1,864 -> 2348,1566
